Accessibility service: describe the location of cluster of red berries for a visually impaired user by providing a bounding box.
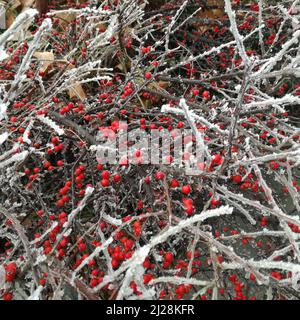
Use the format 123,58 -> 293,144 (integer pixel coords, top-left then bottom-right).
56,180 -> 72,207
47,136 -> 64,155
141,46 -> 152,54
182,198 -> 195,215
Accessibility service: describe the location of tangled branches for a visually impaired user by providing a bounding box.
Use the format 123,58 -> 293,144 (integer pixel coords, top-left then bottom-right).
0,0 -> 300,300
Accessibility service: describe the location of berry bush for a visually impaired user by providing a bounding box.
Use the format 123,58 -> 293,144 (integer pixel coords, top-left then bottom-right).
0,0 -> 300,300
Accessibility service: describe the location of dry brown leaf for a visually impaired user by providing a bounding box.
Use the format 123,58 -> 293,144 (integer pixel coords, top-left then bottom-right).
115,59 -> 131,72
54,60 -> 87,101
11,0 -> 22,10
20,0 -> 34,11
6,9 -> 15,28
195,0 -> 225,34
67,63 -> 86,101
157,81 -> 169,90
54,11 -> 77,30
33,51 -> 54,73
95,22 -> 107,32
138,81 -> 169,109
68,82 -> 86,101
5,0 -> 21,27
148,80 -> 169,91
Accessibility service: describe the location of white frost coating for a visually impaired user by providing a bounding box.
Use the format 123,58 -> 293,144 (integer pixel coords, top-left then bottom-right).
30,222 -> 58,245
162,25 -> 262,75
0,49 -> 8,61
254,29 -> 300,76
28,285 -> 43,300
41,17 -> 52,29
222,260 -> 300,274
72,236 -> 114,278
88,14 -> 118,49
0,264 -> 5,289
179,98 -> 210,160
34,251 -> 47,266
5,17 -> 52,103
161,104 -> 184,116
0,103 -> 8,121
63,228 -> 73,237
199,205 -> 234,221
245,94 -> 300,108
36,115 -> 65,136
224,0 -> 249,64
0,143 -> 20,162
66,186 -> 94,224
145,206 -> 233,250
52,186 -> 95,256
245,137 -> 251,152
161,103 -> 226,136
105,15 -> 117,40
0,150 -> 28,169
230,148 -> 300,168
22,120 -> 34,145
116,255 -> 149,300
0,132 -> 8,145
1,2 -> 299,299
102,213 -> 122,226
0,9 -> 38,62
48,7 -> 111,17
149,276 -> 210,287
292,270 -> 300,290
91,206 -> 234,292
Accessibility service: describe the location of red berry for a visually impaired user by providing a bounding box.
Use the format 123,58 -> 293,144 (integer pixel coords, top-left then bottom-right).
56,160 -> 63,166
113,174 -> 121,183
170,178 -> 179,188
101,170 -> 110,179
144,177 -> 151,184
78,242 -> 86,252
181,185 -> 191,195
202,91 -> 210,100
5,262 -> 17,282
164,252 -> 174,263
212,154 -> 222,165
39,279 -> 46,286
231,175 -> 242,184
269,161 -> 279,170
3,293 -> 13,300
112,259 -> 119,269
185,205 -> 194,215
101,179 -> 110,187
155,171 -> 164,180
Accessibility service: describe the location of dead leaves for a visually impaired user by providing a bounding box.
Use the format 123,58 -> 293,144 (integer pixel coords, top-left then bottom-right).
5,0 -> 33,28
66,63 -> 86,101
139,80 -> 169,109
33,51 -> 54,73
33,53 -> 86,101
54,60 -> 87,101
68,81 -> 87,101
20,0 -> 34,11
5,10 -> 14,28
53,11 -> 77,30
35,12 -> 81,100
116,59 -> 132,73
195,0 -> 225,34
